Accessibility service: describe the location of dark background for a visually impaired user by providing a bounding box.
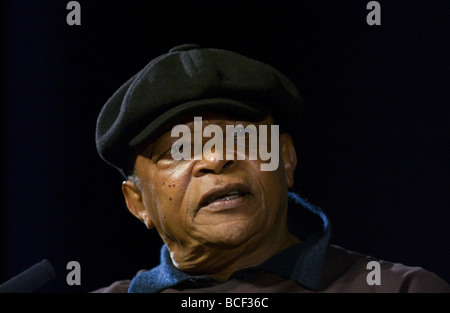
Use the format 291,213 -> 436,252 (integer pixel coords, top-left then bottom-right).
1,0 -> 449,292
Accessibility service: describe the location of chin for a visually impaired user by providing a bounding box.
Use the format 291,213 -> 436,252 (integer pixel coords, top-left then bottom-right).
204,221 -> 258,248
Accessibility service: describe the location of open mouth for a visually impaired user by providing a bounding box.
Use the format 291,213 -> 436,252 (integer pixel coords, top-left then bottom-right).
198,184 -> 250,209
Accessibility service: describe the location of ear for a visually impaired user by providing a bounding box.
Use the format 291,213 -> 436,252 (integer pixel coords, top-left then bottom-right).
122,180 -> 155,229
279,133 -> 297,188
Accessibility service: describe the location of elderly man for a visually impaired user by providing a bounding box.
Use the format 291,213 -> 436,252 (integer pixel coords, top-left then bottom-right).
94,44 -> 449,293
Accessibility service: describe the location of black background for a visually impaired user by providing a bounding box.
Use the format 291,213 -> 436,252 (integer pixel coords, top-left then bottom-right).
1,0 -> 449,293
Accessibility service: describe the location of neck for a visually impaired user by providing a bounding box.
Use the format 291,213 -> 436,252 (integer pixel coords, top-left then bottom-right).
206,228 -> 300,281
169,219 -> 300,282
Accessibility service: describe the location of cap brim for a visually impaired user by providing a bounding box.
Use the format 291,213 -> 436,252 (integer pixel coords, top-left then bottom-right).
129,98 -> 272,147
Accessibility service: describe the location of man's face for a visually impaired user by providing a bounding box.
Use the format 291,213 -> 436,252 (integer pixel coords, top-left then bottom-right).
122,114 -> 297,272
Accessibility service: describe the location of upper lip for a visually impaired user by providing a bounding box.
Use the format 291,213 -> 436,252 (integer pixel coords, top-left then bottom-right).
197,183 -> 250,209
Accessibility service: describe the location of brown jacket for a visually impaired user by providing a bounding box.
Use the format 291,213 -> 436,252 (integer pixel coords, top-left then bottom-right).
93,244 -> 450,293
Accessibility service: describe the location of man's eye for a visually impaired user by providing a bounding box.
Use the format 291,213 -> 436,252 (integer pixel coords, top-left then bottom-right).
234,127 -> 243,136
166,142 -> 194,161
171,144 -> 184,154
232,125 -> 257,138
234,126 -> 247,137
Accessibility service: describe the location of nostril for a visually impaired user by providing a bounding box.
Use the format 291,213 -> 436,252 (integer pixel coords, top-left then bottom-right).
199,168 -> 215,174
194,159 -> 236,176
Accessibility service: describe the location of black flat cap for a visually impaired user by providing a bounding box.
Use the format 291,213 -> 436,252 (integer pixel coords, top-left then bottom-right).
96,44 -> 303,177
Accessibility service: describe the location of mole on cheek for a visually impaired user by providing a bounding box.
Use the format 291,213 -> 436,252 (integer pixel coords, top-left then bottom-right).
169,197 -> 172,201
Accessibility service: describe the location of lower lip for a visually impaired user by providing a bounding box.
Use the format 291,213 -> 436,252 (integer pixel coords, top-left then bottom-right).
200,193 -> 249,212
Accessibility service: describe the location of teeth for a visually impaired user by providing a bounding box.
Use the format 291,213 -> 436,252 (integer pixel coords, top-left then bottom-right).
222,194 -> 241,201
210,191 -> 243,203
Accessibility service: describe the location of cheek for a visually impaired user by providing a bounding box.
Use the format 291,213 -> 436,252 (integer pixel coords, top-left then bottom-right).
159,164 -> 194,210
249,157 -> 287,188
144,165 -> 194,236
149,184 -> 173,211
144,185 -> 185,241
254,165 -> 287,210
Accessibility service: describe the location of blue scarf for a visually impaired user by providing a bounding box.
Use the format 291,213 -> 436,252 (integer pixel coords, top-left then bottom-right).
128,192 -> 330,293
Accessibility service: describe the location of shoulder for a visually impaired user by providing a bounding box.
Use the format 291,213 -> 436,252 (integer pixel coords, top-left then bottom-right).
321,244 -> 450,293
91,279 -> 131,293
90,270 -> 148,293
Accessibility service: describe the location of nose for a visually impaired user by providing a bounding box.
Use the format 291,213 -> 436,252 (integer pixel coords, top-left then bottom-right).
192,151 -> 236,177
